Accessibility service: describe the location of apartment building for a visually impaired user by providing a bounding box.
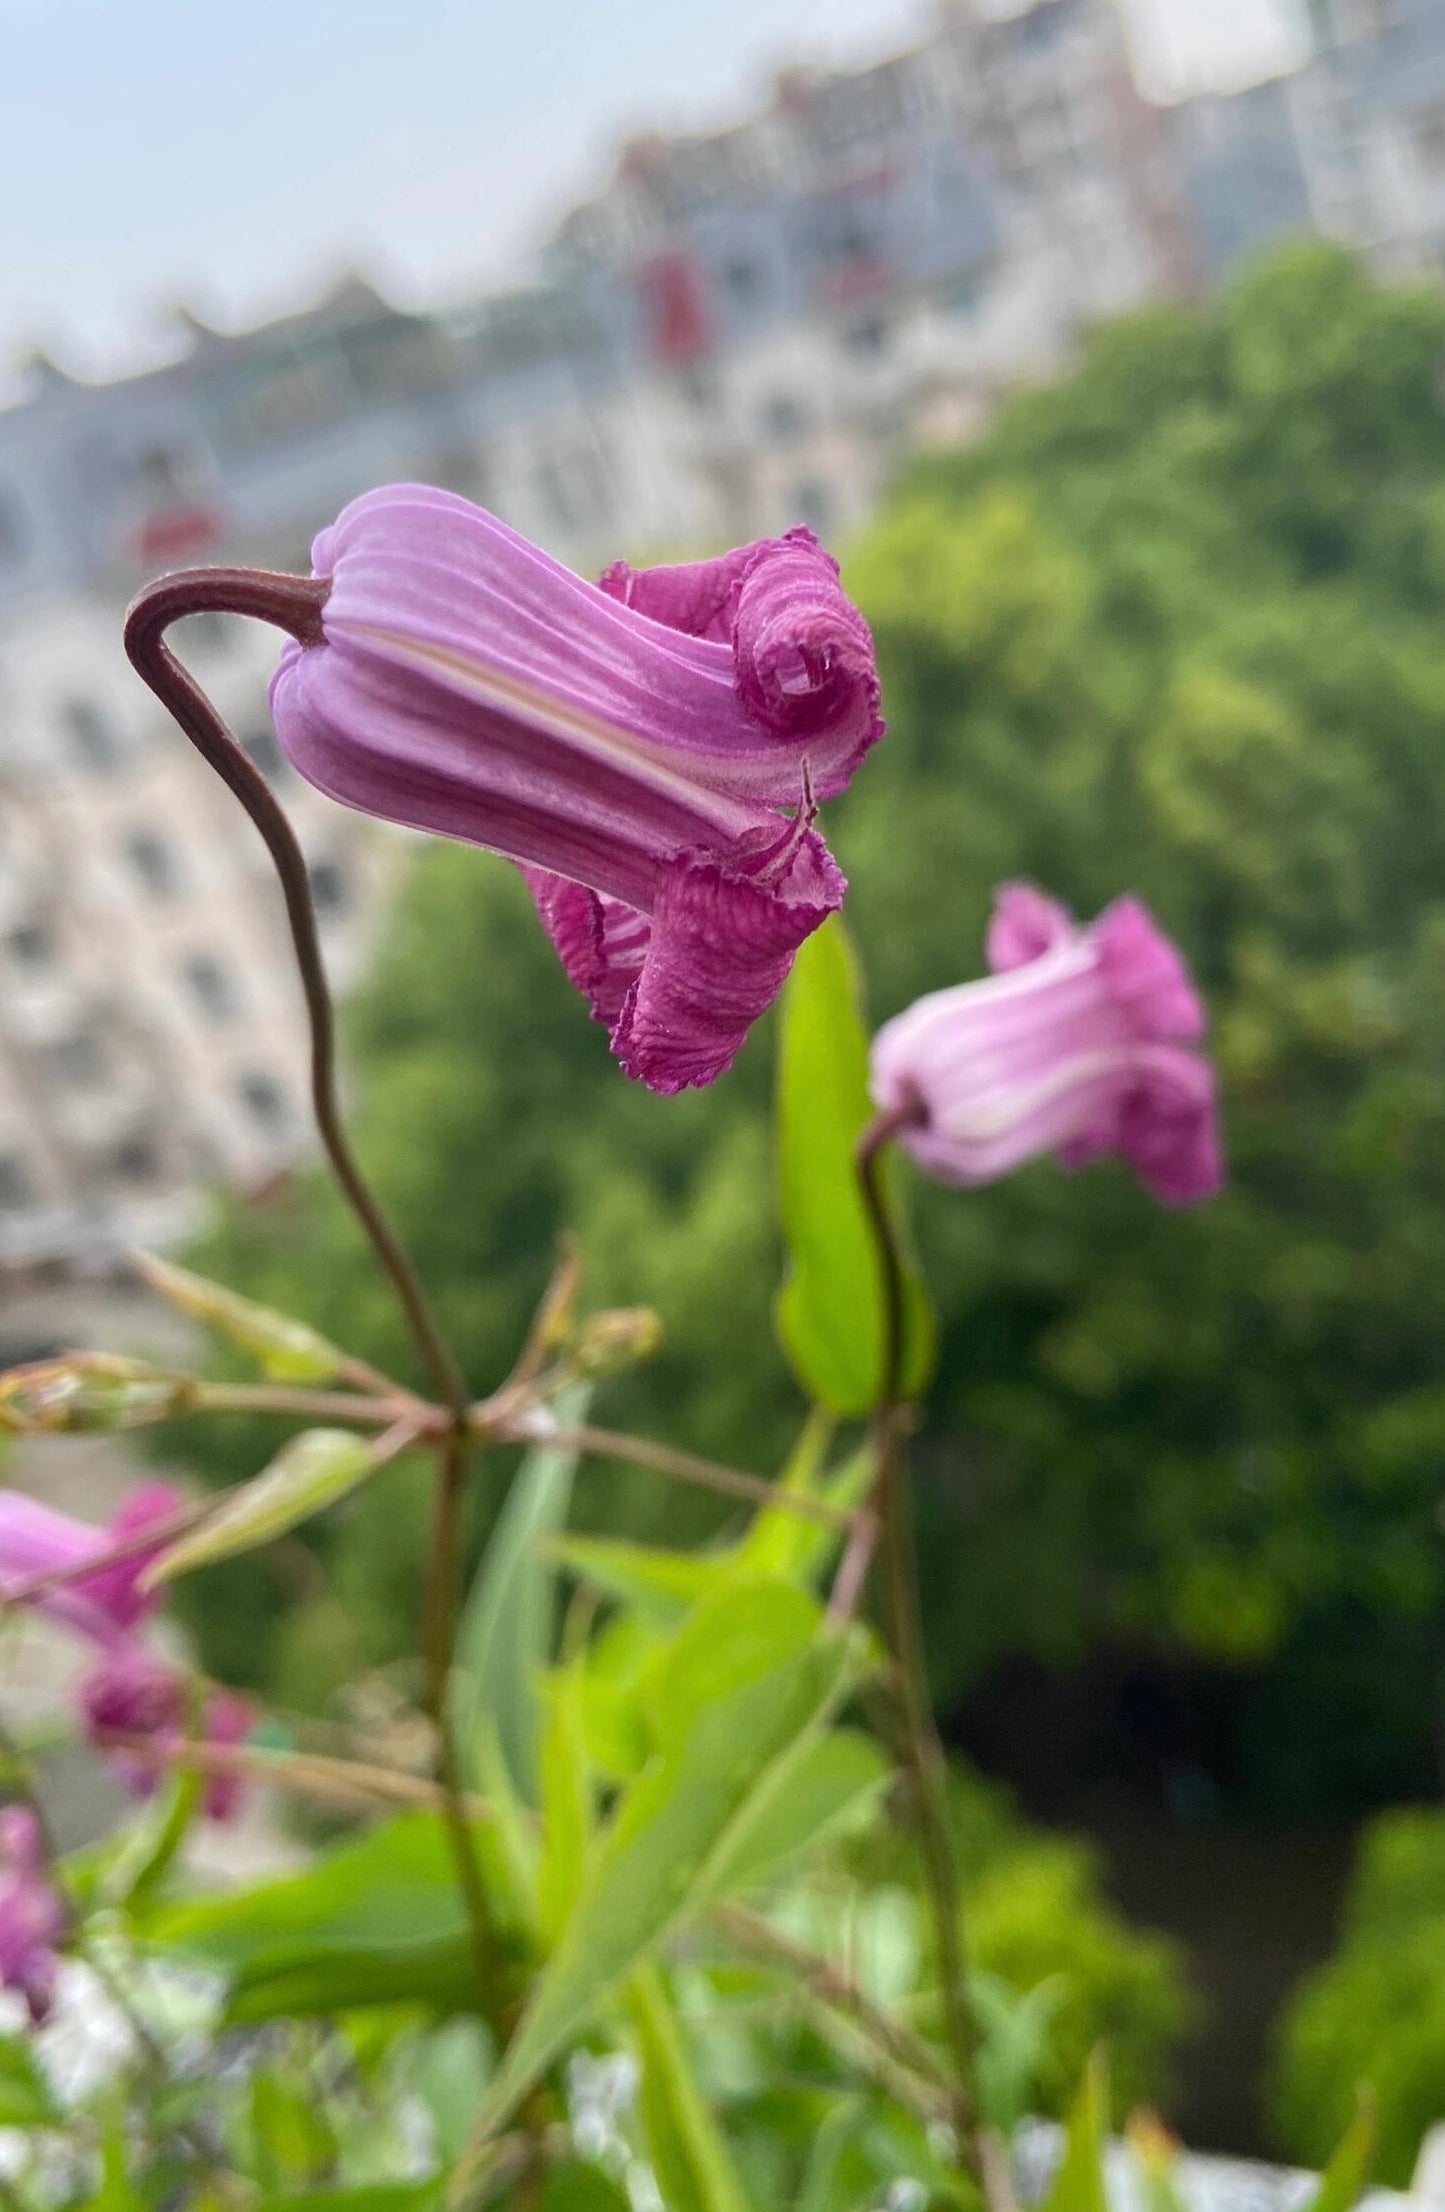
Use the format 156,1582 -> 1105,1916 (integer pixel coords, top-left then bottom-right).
6,0 -> 1442,1291
0,594 -> 390,1280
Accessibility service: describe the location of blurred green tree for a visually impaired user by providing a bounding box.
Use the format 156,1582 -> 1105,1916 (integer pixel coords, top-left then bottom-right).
167,242 -> 1445,1812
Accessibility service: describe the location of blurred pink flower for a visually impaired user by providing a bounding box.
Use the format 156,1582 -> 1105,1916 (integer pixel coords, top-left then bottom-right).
870,882 -> 1223,1206
0,1482 -> 179,1649
78,1652 -> 252,1825
0,1806 -> 63,2025
269,487 -> 882,1092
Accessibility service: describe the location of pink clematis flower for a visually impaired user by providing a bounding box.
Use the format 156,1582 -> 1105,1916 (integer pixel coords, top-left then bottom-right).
0,1485 -> 249,1823
0,1807 -> 64,2025
870,882 -> 1223,1206
78,1651 -> 253,1824
268,487 -> 882,1093
0,1483 -> 179,1648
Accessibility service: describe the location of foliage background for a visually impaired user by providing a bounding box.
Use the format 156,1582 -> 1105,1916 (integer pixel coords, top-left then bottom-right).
161,241 -> 1445,1837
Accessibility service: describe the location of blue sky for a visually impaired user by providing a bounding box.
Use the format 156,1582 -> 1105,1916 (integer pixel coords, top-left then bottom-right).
0,0 -> 1304,378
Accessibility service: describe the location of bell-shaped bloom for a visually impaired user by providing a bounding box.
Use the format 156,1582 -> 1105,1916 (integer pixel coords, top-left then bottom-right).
78,1650 -> 252,1824
269,487 -> 882,1092
870,882 -> 1222,1206
0,1807 -> 64,2025
0,1483 -> 180,1649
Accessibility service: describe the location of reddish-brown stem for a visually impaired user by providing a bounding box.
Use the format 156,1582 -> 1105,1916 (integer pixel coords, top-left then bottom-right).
123,571 -> 470,1425
123,568 -> 501,2037
501,1415 -> 864,1530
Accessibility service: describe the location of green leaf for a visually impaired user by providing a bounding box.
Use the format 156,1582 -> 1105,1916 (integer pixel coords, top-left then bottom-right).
774,915 -> 936,1415
452,1384 -> 586,1799
707,1727 -> 888,1895
537,1657 -> 595,1945
731,1420 -> 874,1592
144,1429 -> 378,1585
107,1766 -> 203,1907
257,2191 -> 440,2212
628,1962 -> 753,2212
0,2033 -> 59,2125
1044,2050 -> 1111,2212
477,1578 -> 868,2134
1310,2090 -> 1375,2212
551,1533 -> 712,1626
405,2019 -> 491,2165
149,1813 -> 479,2021
250,2067 -> 337,2190
537,2168 -> 630,2212
132,1250 -> 350,1383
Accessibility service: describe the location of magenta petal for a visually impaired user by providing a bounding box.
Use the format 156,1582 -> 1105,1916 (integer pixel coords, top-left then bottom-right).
0,1809 -> 62,2026
519,867 -> 650,1027
200,1692 -> 253,1823
1092,895 -> 1205,1041
986,882 -> 1076,973
613,831 -> 846,1094
597,545 -> 754,643
730,531 -> 883,800
1118,1048 -> 1223,1206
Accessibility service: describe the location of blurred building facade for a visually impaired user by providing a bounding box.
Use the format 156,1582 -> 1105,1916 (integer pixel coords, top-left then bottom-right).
0,0 -> 1441,1292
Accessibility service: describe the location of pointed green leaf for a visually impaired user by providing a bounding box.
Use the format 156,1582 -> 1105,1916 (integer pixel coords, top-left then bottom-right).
732,1424 -> 874,1593
477,1579 -> 868,2134
133,1250 -> 350,1383
551,1533 -> 712,1625
149,1813 -> 479,2020
537,1657 -> 595,1945
452,1384 -> 586,1799
628,1962 -> 753,2212
144,1429 -> 378,1585
707,1726 -> 889,1895
1044,2051 -> 1111,2212
774,915 -> 936,1415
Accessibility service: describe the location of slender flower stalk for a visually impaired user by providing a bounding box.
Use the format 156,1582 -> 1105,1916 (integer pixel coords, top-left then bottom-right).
854,1113 -> 991,2197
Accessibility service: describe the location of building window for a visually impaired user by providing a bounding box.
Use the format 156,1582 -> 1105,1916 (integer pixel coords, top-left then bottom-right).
240,1072 -> 288,1132
54,1030 -> 104,1087
0,1156 -> 33,1211
175,609 -> 234,658
125,827 -> 181,897
762,393 -> 808,445
789,479 -> 834,533
721,256 -> 765,304
112,1136 -> 160,1185
240,725 -> 288,781
1415,98 -> 1445,175
309,857 -> 351,919
842,314 -> 891,357
1345,0 -> 1397,34
6,921 -> 52,968
62,697 -> 121,774
184,952 -> 241,1022
0,490 -> 27,568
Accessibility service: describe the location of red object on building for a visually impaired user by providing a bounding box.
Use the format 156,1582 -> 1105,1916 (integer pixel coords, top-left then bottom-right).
639,252 -> 713,367
133,503 -> 223,564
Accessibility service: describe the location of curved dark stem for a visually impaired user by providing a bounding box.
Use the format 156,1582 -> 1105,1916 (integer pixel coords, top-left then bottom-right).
123,569 -> 470,1424
855,1108 -> 991,2195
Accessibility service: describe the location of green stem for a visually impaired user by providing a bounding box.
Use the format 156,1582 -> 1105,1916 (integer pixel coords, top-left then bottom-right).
856,1111 -> 991,2193
424,1424 -> 512,2038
